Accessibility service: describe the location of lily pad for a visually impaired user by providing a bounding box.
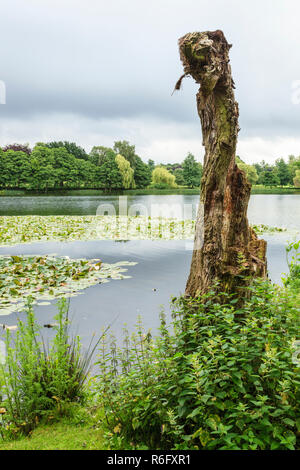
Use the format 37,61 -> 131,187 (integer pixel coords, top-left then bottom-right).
0,255 -> 137,316
0,215 -> 291,246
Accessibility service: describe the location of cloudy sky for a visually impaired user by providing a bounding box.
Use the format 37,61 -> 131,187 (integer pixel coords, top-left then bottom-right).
0,0 -> 300,164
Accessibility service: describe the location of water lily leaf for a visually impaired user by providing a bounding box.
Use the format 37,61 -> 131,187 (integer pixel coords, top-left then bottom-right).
0,254 -> 137,316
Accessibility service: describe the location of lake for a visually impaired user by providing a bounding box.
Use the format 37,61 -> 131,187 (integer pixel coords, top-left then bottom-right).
0,194 -> 299,348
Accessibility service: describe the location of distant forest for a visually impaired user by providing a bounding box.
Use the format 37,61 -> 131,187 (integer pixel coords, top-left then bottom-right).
0,140 -> 299,191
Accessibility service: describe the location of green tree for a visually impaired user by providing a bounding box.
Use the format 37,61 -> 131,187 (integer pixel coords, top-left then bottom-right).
0,148 -> 6,187
275,158 -> 292,186
51,147 -> 78,188
75,159 -> 98,188
151,166 -> 177,188
42,141 -> 88,160
0,148 -> 33,189
259,167 -> 280,187
134,156 -> 151,188
182,153 -> 202,188
113,141 -> 136,168
29,146 -> 56,191
293,169 -> 300,187
98,149 -> 123,191
236,157 -> 258,185
115,154 -> 135,189
288,155 -> 300,181
89,146 -> 112,166
148,159 -> 155,173
174,168 -> 185,186
4,150 -> 32,188
254,161 -> 268,179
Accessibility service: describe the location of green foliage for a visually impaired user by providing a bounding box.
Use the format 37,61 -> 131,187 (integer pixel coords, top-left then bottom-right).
147,159 -> 155,172
89,146 -> 112,166
0,299 -> 97,437
41,141 -> 88,161
258,167 -> 280,187
1,139 -> 298,192
29,145 -> 56,191
113,141 -> 137,168
284,240 -> 300,291
98,149 -> 123,191
276,158 -> 292,186
288,155 -> 300,182
294,170 -> 300,188
115,154 -> 135,189
173,168 -> 185,186
0,144 -> 110,191
0,144 -> 100,191
151,167 -> 177,189
97,281 -> 300,450
0,150 -> 31,188
134,156 -> 151,188
254,156 -> 300,187
236,157 -> 258,185
182,153 -> 202,188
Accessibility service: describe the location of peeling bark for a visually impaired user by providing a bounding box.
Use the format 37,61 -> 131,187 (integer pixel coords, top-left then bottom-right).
177,31 -> 267,297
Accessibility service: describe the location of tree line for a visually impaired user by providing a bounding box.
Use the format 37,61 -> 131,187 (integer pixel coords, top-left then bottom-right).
0,141 -> 202,191
0,141 -> 150,191
0,140 -> 299,191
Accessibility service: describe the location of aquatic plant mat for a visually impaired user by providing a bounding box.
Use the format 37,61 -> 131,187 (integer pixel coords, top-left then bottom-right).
0,216 -> 289,246
0,255 -> 136,316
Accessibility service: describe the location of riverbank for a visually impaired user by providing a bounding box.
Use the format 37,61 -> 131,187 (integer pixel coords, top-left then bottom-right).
0,281 -> 299,451
0,186 -> 299,197
0,411 -> 107,450
251,186 -> 300,194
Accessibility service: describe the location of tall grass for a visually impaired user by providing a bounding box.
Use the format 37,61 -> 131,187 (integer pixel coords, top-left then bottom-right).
0,298 -> 105,437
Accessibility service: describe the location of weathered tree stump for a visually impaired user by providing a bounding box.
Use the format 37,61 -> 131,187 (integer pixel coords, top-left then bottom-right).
177,31 -> 267,297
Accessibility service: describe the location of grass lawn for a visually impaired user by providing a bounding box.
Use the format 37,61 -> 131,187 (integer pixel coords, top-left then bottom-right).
0,420 -> 107,450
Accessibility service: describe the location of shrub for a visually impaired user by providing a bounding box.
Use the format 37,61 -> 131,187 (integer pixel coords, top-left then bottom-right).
0,298 -> 99,437
97,280 -> 300,450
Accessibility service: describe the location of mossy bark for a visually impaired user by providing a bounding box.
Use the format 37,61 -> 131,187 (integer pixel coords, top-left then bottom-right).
177,31 -> 267,297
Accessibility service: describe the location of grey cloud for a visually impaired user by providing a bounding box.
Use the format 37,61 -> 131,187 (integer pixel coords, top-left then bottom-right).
0,0 -> 300,140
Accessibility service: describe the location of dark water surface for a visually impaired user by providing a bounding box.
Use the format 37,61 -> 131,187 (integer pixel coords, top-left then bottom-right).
0,194 -> 299,347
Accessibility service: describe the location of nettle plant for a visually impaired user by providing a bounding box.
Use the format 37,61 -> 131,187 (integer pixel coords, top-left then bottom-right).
97,280 -> 299,450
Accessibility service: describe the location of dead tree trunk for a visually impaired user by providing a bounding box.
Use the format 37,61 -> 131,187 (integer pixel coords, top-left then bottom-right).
177,31 -> 267,297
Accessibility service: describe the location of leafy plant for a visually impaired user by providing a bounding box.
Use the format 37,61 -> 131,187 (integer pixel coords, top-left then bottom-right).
97,280 -> 300,450
284,240 -> 300,290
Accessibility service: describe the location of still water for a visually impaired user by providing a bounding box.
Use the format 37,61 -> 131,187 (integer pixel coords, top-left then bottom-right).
0,194 -> 300,230
0,194 -> 299,346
